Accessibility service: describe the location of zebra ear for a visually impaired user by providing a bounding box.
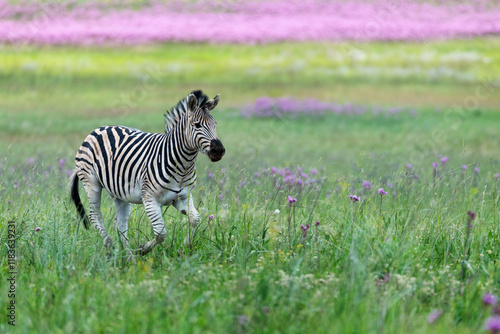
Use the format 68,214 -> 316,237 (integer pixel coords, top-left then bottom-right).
204,94 -> 220,111
187,94 -> 198,113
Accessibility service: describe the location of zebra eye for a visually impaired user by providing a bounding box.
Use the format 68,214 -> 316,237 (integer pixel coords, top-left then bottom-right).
194,122 -> 202,129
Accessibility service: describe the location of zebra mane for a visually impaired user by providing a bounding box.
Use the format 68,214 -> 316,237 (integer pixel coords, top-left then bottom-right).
164,90 -> 210,134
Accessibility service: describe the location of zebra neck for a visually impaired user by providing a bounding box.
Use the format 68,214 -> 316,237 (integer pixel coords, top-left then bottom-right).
163,129 -> 199,180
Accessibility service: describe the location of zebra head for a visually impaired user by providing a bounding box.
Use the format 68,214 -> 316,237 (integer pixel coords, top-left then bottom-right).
186,93 -> 225,162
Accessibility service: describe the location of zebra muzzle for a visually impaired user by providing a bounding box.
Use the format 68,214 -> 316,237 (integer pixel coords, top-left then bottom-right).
208,139 -> 225,162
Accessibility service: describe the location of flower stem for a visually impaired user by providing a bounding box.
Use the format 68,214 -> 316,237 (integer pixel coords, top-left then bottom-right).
288,204 -> 292,251
461,214 -> 474,281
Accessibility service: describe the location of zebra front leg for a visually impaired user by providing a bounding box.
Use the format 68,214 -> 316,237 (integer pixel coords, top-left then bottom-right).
138,198 -> 167,256
174,193 -> 200,246
82,181 -> 114,255
113,199 -> 135,264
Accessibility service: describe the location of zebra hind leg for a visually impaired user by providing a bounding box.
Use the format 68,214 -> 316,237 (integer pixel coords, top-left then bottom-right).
137,198 -> 166,256
82,181 -> 115,257
113,199 -> 135,264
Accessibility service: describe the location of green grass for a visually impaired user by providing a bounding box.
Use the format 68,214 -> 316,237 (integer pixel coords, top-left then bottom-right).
1,40 -> 500,333
1,38 -> 500,111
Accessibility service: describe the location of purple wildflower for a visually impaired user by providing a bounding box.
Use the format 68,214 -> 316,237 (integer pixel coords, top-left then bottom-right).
440,156 -> 449,164
483,292 -> 498,306
270,167 -> 278,174
254,172 -> 260,178
484,315 -> 500,334
378,188 -> 388,196
495,173 -> 500,180
310,169 -> 318,175
0,2 -> 498,47
474,167 -> 480,174
315,221 -> 320,227
58,158 -> 66,171
349,195 -> 360,203
208,171 -> 214,179
431,162 -> 439,171
284,175 -> 295,185
466,210 -> 475,230
427,309 -> 442,324
217,194 -> 223,200
209,214 -> 214,220
462,165 -> 468,171
35,227 -> 41,232
362,181 -> 372,189
468,210 -> 476,221
300,224 -> 310,243
405,163 -> 413,170
25,157 -> 35,166
287,196 -> 297,204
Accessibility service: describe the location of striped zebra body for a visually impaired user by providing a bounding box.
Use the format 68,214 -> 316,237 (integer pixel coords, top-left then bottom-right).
77,125 -> 197,204
70,90 -> 225,262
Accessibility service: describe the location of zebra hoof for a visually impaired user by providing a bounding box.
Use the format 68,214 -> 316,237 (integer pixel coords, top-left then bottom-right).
136,244 -> 148,256
105,248 -> 117,261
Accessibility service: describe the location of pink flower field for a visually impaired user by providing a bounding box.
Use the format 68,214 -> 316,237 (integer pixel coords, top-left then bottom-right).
0,0 -> 499,45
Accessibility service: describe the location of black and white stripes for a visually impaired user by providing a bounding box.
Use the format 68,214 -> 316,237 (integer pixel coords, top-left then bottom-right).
70,90 -> 225,262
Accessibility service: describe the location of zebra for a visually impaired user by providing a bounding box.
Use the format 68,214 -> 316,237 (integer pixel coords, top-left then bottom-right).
70,90 -> 225,262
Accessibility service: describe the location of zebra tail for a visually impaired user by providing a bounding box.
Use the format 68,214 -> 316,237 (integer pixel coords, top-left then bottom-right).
70,172 -> 90,229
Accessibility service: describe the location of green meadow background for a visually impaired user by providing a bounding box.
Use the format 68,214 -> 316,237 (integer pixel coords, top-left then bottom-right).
1,37 -> 500,333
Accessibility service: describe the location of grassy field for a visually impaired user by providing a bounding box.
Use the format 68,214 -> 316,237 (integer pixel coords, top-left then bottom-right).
1,39 -> 500,333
